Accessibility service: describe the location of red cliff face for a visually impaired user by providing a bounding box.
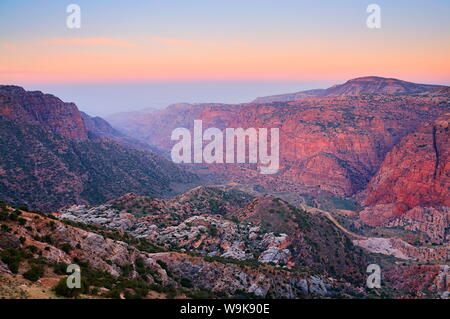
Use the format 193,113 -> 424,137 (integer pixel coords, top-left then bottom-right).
0,86 -> 198,212
359,113 -> 449,235
110,93 -> 449,197
363,113 -> 449,210
0,86 -> 87,139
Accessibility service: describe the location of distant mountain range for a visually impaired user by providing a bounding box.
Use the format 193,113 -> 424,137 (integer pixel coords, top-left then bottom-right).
253,76 -> 446,103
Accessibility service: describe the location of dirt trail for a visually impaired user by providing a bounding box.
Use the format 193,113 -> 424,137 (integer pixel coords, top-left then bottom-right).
299,203 -> 367,240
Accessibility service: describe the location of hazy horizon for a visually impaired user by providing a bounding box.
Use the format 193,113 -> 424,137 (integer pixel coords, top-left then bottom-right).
2,0 -> 450,116
11,76 -> 450,117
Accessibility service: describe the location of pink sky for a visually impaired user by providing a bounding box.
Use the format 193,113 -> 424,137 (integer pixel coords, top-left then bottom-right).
1,34 -> 450,85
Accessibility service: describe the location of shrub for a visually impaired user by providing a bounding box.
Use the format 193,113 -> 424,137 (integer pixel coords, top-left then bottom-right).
26,245 -> 39,254
41,235 -> 53,244
156,260 -> 167,269
208,226 -> 218,237
0,224 -> 11,232
180,277 -> 193,288
23,265 -> 44,282
0,248 -> 28,274
53,277 -> 84,298
0,211 -> 8,221
61,243 -> 72,254
53,262 -> 68,275
121,264 -> 133,277
8,212 -> 18,221
48,221 -> 56,230
17,205 -> 29,211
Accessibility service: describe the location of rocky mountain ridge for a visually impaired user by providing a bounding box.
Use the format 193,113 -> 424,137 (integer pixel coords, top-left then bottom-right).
0,86 -> 198,212
108,87 -> 450,198
253,76 -> 446,103
0,201 -> 364,299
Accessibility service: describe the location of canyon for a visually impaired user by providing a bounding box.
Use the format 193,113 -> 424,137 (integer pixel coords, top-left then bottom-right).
0,85 -> 197,212
108,77 -> 450,199
0,76 -> 449,299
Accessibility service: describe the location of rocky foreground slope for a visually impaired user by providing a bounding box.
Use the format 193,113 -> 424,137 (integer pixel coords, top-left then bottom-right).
58,184 -> 450,298
60,188 -> 371,283
1,184 -> 449,299
0,200 -> 366,299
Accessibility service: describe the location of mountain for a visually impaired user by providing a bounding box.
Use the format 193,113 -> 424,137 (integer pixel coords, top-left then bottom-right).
60,185 -> 371,283
0,85 -> 88,139
358,114 -> 450,245
253,76 -> 446,103
0,201 -> 368,299
107,77 -> 450,198
252,89 -> 326,104
0,86 -> 197,212
364,113 -> 449,210
57,183 -> 449,298
2,191 -> 448,299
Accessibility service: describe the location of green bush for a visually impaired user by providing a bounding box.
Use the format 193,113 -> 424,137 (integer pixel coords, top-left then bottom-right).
23,265 -> 44,282
0,211 -> 8,221
0,248 -> 28,274
1,224 -> 11,232
53,277 -> 84,298
61,243 -> 72,254
17,205 -> 28,212
180,277 -> 193,288
8,212 -> 19,221
26,245 -> 39,254
53,262 -> 68,275
41,234 -> 53,244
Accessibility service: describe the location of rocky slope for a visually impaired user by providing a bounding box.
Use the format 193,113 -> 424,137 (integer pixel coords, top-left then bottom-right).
0,85 -> 88,139
0,201 -> 364,299
60,185 -> 376,285
2,191 -> 448,299
359,114 -> 449,245
0,86 -> 197,212
55,185 -> 450,299
363,113 -> 449,210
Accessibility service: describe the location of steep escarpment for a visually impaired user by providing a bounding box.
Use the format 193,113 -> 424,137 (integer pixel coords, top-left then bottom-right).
364,114 -> 449,210
360,114 -> 450,237
0,85 -> 88,139
109,88 -> 449,197
0,86 -> 197,212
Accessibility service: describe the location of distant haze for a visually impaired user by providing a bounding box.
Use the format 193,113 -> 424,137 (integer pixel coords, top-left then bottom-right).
2,1 -> 450,93
21,81 -> 336,117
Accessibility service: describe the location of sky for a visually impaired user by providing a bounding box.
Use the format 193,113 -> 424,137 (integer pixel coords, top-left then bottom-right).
1,0 -> 450,116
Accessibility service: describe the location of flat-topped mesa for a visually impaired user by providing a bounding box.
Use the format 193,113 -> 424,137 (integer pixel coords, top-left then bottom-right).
0,85 -> 88,139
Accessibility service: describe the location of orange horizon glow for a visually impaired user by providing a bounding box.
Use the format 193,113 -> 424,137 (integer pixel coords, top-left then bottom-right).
1,35 -> 450,85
